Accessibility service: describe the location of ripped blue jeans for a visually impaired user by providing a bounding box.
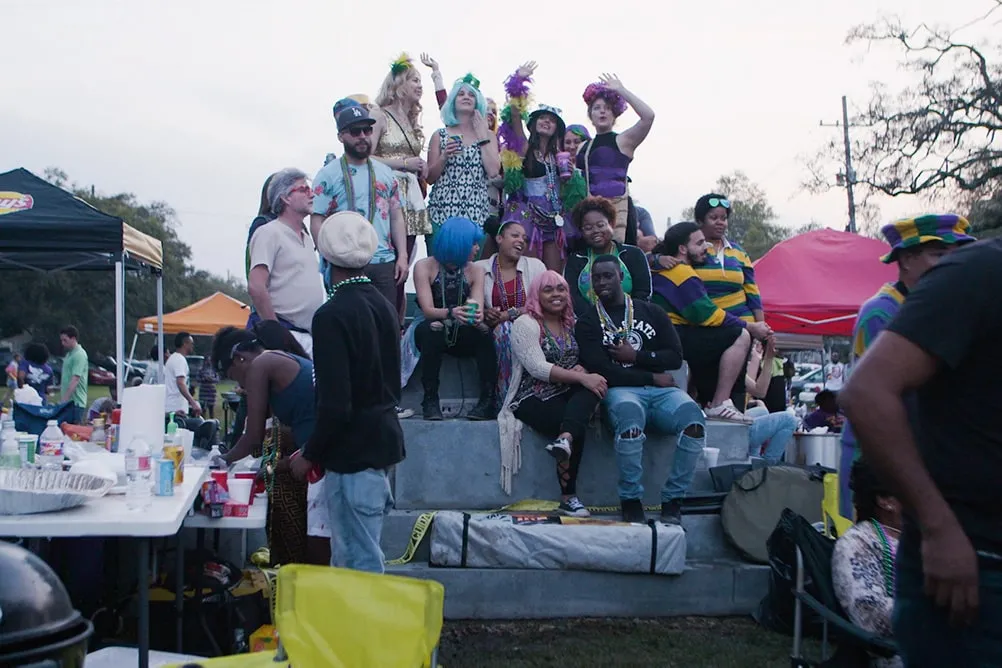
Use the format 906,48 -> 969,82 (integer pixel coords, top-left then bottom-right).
603,386 -> 706,503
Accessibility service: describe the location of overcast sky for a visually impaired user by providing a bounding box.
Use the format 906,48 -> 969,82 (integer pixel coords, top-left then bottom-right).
2,0 -> 996,283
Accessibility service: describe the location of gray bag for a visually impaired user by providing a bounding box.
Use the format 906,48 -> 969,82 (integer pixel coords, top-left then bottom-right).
430,511 -> 687,575
720,466 -> 824,564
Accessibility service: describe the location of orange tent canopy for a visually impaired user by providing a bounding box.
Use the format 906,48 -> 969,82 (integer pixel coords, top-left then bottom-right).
136,291 -> 249,336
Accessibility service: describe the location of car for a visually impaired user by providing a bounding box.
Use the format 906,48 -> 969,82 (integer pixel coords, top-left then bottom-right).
88,364 -> 116,387
790,367 -> 825,399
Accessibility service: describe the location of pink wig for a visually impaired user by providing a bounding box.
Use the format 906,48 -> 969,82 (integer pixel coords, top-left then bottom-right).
525,270 -> 576,332
582,83 -> 628,117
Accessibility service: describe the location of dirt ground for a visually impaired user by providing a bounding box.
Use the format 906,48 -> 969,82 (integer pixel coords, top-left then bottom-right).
438,616 -> 815,668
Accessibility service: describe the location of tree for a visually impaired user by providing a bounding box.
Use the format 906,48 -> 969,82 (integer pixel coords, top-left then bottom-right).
681,171 -> 790,259
806,4 -> 1002,229
0,170 -> 249,358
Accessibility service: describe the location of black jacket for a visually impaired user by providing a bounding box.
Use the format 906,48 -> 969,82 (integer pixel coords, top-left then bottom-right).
306,283 -> 404,473
564,242 -> 652,317
575,298 -> 683,387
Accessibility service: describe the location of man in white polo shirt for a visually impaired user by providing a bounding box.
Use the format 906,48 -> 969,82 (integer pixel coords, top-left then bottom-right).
164,332 -> 201,417
248,167 -> 327,357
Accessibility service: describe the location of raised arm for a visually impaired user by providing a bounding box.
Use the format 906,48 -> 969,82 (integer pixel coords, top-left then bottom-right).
499,62 -> 535,157
421,53 -> 448,109
600,74 -> 655,157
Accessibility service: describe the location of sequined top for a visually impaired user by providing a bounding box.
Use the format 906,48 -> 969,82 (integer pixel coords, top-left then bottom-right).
376,109 -> 423,161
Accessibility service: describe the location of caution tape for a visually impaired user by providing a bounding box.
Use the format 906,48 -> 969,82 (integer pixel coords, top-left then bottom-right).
385,498 -> 666,566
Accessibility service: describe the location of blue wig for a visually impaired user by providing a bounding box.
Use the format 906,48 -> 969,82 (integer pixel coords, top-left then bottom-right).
442,81 -> 488,127
433,217 -> 481,267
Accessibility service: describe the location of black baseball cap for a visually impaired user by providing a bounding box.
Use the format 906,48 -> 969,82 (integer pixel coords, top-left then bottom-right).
336,105 -> 376,133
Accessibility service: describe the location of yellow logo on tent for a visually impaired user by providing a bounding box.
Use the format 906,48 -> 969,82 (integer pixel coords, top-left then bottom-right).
0,192 -> 34,216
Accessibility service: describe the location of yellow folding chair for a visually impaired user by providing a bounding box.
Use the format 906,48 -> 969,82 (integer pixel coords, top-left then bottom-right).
822,473 -> 853,538
165,564 -> 445,668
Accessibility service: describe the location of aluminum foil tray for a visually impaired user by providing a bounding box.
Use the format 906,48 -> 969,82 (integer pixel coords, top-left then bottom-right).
0,469 -> 115,515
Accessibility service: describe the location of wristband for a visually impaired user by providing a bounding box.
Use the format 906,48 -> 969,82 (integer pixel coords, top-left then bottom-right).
476,138 -> 490,147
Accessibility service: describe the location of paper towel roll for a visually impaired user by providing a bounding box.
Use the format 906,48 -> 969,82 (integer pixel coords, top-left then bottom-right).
119,384 -> 166,455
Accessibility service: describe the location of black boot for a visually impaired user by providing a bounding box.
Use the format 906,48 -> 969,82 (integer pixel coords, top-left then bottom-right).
466,383 -> 496,421
621,498 -> 645,523
422,379 -> 443,421
660,500 -> 682,525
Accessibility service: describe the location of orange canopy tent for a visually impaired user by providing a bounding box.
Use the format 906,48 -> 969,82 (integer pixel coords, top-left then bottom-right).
136,291 -> 249,336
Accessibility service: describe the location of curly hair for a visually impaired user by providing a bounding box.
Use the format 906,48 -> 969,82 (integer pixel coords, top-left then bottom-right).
849,459 -> 892,522
582,83 -> 628,117
571,196 -> 617,230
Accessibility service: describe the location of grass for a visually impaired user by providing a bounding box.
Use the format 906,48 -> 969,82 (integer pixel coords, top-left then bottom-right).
438,617 -> 814,667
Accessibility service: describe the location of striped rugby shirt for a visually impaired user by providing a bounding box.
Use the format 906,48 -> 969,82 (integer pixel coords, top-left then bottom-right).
652,264 -> 748,329
695,238 -> 762,323
841,281 -> 908,461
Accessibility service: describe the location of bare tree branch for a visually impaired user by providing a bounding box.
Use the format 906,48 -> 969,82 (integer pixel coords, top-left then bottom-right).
810,7 -> 1002,210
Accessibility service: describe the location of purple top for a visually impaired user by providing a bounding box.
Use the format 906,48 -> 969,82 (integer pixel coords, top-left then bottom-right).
576,132 -> 631,198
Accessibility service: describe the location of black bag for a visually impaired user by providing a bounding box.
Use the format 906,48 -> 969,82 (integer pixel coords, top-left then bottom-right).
754,509 -> 834,637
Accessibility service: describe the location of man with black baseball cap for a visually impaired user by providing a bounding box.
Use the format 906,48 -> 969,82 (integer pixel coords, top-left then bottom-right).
310,104 -> 409,308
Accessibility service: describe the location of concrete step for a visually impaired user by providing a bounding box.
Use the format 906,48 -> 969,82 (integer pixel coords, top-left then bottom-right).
395,419 -> 749,510
387,560 -> 769,619
380,509 -> 746,566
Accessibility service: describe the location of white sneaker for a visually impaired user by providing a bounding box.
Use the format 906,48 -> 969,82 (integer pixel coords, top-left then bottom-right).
705,400 -> 752,424
545,436 -> 572,462
396,406 -> 414,420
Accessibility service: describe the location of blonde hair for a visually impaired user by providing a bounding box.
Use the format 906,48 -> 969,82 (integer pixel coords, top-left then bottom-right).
375,66 -> 424,144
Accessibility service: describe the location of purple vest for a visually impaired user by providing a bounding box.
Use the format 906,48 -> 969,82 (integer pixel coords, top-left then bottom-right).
576,132 -> 631,198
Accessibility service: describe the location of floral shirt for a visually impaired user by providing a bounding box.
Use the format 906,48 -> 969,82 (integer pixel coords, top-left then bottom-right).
832,522 -> 903,668
312,158 -> 400,264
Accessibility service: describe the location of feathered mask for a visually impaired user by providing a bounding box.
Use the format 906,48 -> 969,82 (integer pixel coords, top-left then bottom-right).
582,82 -> 627,117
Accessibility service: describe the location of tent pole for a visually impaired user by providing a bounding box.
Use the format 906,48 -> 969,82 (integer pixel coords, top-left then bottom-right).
157,272 -> 165,380
127,333 -> 138,372
115,257 -> 125,401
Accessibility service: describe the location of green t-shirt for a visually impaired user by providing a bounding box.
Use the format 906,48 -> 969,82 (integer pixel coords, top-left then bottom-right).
61,345 -> 89,408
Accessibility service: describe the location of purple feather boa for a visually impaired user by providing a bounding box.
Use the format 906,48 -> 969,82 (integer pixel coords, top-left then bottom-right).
504,73 -> 532,99
498,121 -> 526,154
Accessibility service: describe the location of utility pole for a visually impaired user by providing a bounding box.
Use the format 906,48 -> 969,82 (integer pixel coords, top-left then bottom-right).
820,95 -> 858,233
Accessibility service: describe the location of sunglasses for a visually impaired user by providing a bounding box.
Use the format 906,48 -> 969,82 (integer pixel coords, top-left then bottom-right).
345,125 -> 374,137
708,198 -> 731,209
288,184 -> 313,196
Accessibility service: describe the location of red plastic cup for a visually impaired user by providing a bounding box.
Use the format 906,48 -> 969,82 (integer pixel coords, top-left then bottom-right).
290,450 -> 323,484
210,470 -> 228,491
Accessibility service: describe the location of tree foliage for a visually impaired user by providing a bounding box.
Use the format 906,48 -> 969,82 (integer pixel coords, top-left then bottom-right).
806,3 -> 1002,231
681,171 -> 791,260
0,169 -> 249,357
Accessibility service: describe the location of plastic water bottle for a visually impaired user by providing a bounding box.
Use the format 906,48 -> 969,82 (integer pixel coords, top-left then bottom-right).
125,437 -> 153,511
0,429 -> 20,469
38,420 -> 65,471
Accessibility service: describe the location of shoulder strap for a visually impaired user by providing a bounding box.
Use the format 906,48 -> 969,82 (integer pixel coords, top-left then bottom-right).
385,110 -> 420,157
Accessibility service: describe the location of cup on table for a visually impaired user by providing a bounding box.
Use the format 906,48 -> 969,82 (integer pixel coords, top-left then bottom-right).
556,151 -> 573,179
227,477 -> 253,506
210,470 -> 228,492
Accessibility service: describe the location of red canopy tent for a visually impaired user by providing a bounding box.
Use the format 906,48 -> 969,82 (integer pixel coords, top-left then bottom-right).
754,228 -> 897,336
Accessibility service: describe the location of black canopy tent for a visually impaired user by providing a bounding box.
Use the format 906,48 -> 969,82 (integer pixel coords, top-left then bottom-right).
0,168 -> 166,398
